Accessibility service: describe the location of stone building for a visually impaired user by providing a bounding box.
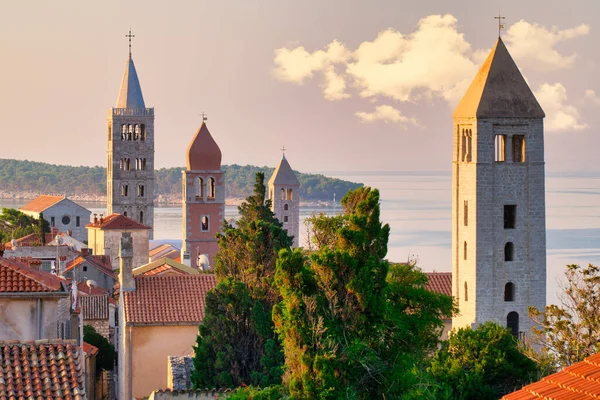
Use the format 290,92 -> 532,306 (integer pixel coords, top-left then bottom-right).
268,154 -> 300,248
87,213 -> 151,270
20,195 -> 91,243
181,120 -> 225,269
0,258 -> 72,340
106,40 -> 155,238
117,233 -> 217,399
63,251 -> 117,291
451,37 -> 546,335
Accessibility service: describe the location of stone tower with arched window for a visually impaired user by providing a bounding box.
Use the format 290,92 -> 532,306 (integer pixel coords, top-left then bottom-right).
451,37 -> 546,337
107,49 -> 155,238
181,121 -> 224,270
268,154 -> 300,248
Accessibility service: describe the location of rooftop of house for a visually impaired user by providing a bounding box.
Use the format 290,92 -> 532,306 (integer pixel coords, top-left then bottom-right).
82,341 -> 99,357
65,254 -> 115,278
19,195 -> 65,213
502,353 -> 600,399
149,243 -> 181,262
0,258 -> 66,293
80,294 -> 110,320
425,272 -> 452,297
86,213 -> 151,230
4,232 -> 56,249
0,339 -> 85,399
123,274 -> 217,325
133,257 -> 199,277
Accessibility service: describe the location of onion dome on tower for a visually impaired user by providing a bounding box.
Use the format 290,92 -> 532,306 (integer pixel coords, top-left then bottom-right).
186,122 -> 222,170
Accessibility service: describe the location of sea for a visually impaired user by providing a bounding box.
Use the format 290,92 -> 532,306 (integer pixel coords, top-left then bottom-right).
2,170 -> 599,306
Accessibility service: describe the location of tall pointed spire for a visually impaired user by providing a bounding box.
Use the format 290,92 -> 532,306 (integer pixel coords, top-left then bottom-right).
116,30 -> 146,109
268,153 -> 300,186
453,38 -> 544,119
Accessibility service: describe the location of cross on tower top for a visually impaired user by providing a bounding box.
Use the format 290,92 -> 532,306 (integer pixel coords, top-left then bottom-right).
200,112 -> 208,122
281,146 -> 286,156
125,29 -> 135,58
495,13 -> 506,38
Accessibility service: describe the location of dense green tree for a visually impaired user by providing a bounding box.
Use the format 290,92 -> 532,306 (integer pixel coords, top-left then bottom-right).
83,325 -> 115,375
0,207 -> 49,244
192,174 -> 289,390
273,187 -> 454,399
528,263 -> 600,368
426,322 -> 538,400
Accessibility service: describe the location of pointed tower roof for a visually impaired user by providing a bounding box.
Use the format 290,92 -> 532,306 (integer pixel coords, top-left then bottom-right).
453,38 -> 544,119
268,155 -> 300,186
186,122 -> 222,171
116,56 -> 146,109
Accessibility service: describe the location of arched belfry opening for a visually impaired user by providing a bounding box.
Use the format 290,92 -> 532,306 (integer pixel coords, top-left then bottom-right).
507,312 -> 519,336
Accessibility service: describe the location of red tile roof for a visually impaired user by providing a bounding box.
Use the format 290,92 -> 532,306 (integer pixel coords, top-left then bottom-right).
19,195 -> 65,213
3,232 -> 57,249
425,272 -> 452,297
123,274 -> 217,324
82,341 -> 99,357
503,353 -> 600,399
0,339 -> 85,399
80,294 -> 109,320
86,213 -> 151,230
0,258 -> 66,293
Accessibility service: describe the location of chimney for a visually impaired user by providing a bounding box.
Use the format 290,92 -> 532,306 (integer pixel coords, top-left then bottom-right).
119,232 -> 135,291
81,248 -> 89,257
99,213 -> 104,224
51,227 -> 59,236
93,213 -> 98,224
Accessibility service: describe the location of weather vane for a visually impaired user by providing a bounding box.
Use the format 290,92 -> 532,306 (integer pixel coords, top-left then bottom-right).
281,146 -> 286,156
495,13 -> 505,38
126,29 -> 135,58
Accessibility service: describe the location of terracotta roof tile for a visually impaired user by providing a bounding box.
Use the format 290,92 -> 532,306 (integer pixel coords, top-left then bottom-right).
425,272 -> 452,297
123,274 -> 217,324
19,195 -> 65,213
503,353 -> 600,399
0,340 -> 85,399
82,341 -> 99,357
86,213 -> 151,230
80,295 -> 109,320
0,258 -> 65,293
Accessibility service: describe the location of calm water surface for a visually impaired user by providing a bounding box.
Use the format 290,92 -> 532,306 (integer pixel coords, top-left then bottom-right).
2,171 -> 599,306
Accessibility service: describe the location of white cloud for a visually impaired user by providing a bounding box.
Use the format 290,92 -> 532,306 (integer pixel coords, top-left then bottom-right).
534,83 -> 587,132
584,89 -> 600,106
504,21 -> 589,71
355,105 -> 419,127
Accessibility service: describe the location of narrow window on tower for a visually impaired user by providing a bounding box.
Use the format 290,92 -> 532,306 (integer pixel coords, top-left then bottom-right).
281,188 -> 285,200
201,216 -> 209,232
287,189 -> 293,201
513,135 -> 526,162
463,241 -> 467,260
122,184 -> 129,197
51,217 -> 55,227
461,129 -> 466,161
504,205 -> 516,229
138,185 -> 144,197
284,204 -> 289,211
466,129 -> 472,162
284,216 -> 288,222
134,124 -> 140,141
495,135 -> 506,162
464,282 -> 468,301
507,312 -> 519,336
139,211 -> 144,224
504,242 -> 514,261
126,159 -> 131,171
123,211 -> 127,217
464,200 -> 468,226
208,178 -> 215,199
140,124 -> 146,141
127,125 -> 133,140
108,126 -> 112,141
504,282 -> 515,302
197,177 -> 204,198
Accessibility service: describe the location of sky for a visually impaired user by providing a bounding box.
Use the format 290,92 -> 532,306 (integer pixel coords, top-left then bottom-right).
0,0 -> 598,174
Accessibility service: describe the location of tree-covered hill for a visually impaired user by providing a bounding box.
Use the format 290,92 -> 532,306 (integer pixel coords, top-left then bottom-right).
0,159 -> 361,202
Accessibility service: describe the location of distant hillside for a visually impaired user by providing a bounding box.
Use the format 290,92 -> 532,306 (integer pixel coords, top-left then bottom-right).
0,159 -> 362,203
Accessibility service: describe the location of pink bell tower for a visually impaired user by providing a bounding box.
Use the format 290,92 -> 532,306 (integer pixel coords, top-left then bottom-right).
181,118 -> 224,270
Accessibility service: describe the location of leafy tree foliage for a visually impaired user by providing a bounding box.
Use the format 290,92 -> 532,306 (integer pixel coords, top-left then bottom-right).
83,325 -> 115,374
0,208 -> 49,244
528,263 -> 600,368
273,187 -> 454,399
192,174 -> 289,390
0,158 -> 361,202
426,322 -> 539,400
